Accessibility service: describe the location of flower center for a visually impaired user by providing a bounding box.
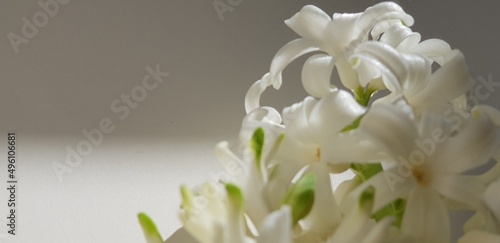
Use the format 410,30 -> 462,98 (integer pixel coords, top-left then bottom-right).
314,148 -> 321,162
412,167 -> 430,187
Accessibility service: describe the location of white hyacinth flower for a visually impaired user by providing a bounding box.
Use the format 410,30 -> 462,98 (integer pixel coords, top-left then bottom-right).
341,103 -> 500,243
146,2 -> 500,243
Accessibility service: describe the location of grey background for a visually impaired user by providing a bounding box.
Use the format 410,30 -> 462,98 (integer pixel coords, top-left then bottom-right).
0,0 -> 498,242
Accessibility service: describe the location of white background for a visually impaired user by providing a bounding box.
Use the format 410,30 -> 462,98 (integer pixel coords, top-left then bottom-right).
0,0 -> 499,242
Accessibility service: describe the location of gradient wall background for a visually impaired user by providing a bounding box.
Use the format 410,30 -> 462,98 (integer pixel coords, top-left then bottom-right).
0,0 -> 499,242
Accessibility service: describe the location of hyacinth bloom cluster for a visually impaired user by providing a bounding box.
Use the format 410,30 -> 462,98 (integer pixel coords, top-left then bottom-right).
139,2 -> 500,243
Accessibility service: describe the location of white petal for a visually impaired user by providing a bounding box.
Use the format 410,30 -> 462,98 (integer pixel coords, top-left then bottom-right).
282,96 -> 318,144
237,107 -> 285,164
256,206 -> 293,243
301,54 -> 336,98
245,77 -> 267,113
336,56 -> 362,90
301,164 -> 340,236
265,159 -> 306,209
409,39 -> 451,66
463,210 -> 498,233
308,89 -> 366,142
379,22 -> 421,51
362,218 -> 394,243
432,175 -> 486,210
270,39 -> 323,89
484,179 -> 500,223
479,161 -> 500,185
340,167 -> 415,214
353,2 -> 414,42
351,42 -> 402,91
327,12 -> 361,54
285,5 -> 331,41
333,174 -> 361,204
215,141 -> 245,183
473,105 -> 500,127
352,42 -> 432,95
322,130 -> 389,164
401,187 -> 450,243
408,50 -> 473,107
359,103 -> 418,159
458,230 -> 500,243
215,142 -> 271,229
434,111 -> 500,174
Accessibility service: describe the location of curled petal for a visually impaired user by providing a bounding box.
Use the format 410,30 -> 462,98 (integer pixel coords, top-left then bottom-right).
352,42 -> 431,94
353,2 -> 414,42
327,13 -> 361,54
473,105 -> 500,127
285,5 -> 331,40
409,39 -> 451,66
301,54 -> 336,98
270,39 -> 323,89
379,23 -> 421,51
245,78 -> 267,113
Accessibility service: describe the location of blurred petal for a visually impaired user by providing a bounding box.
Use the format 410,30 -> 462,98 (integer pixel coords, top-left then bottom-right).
474,105 -> 500,126
265,160 -> 305,209
322,130 -> 388,164
432,175 -> 486,210
484,179 -> 500,223
301,54 -> 336,98
341,167 -> 415,214
434,111 -> 500,174
362,218 -> 394,243
408,50 -> 473,106
301,163 -> 340,236
458,230 -> 500,243
401,187 -> 450,243
138,213 -> 164,243
256,206 -> 293,243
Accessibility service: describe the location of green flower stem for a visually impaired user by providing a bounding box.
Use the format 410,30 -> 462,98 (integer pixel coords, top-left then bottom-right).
354,86 -> 377,107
